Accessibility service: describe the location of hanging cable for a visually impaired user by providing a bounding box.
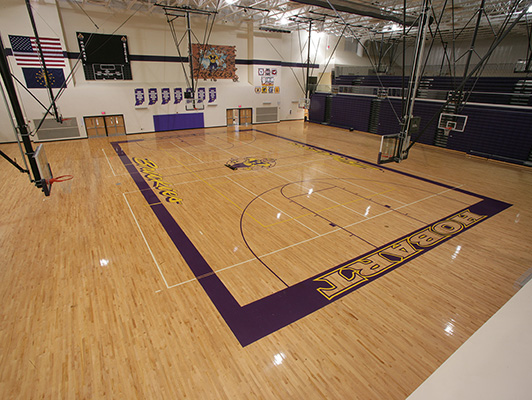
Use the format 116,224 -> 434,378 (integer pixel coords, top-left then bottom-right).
420,0 -> 450,78
296,21 -> 307,92
30,4 -> 141,137
166,14 -> 192,89
459,0 -> 522,108
315,25 -> 347,88
10,73 -> 50,112
526,11 -> 532,73
310,31 -> 322,78
407,0 -> 531,151
160,3 -> 220,105
71,0 -> 100,30
263,34 -> 305,93
0,78 -> 30,176
324,0 -> 422,124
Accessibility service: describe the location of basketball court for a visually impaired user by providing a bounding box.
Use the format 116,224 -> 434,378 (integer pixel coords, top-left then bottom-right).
107,124 -> 511,346
0,120 -> 531,398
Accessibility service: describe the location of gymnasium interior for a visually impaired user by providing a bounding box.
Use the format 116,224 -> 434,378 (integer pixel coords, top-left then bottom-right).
1,0 -> 531,398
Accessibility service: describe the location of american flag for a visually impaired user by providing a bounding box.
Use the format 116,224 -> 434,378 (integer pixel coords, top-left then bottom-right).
9,35 -> 65,68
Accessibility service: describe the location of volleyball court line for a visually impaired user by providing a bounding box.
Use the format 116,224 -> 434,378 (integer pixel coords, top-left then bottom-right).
140,183 -> 464,292
227,177 -> 320,236
118,130 -> 467,292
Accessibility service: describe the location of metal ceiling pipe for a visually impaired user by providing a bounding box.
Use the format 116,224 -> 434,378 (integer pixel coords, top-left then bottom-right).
289,0 -> 418,26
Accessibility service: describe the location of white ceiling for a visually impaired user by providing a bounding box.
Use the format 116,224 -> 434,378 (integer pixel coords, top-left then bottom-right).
69,0 -> 531,42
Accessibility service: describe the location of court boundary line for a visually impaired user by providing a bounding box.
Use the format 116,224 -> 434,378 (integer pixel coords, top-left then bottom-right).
122,192 -> 170,289
102,148 -> 117,176
110,129 -> 512,347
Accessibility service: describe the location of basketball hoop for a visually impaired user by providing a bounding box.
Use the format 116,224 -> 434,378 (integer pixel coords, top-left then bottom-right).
298,98 -> 310,109
47,175 -> 73,185
443,126 -> 453,136
185,102 -> 205,111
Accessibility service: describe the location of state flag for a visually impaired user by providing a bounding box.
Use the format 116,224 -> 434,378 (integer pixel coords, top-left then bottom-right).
22,68 -> 66,89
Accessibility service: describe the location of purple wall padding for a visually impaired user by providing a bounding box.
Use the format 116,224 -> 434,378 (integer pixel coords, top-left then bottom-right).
329,95 -> 372,132
309,93 -> 327,123
153,113 -> 204,131
374,98 -> 401,135
410,101 -> 441,145
370,98 -> 438,145
447,105 -> 532,161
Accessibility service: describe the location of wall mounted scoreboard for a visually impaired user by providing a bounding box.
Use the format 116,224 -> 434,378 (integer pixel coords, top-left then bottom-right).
77,32 -> 132,80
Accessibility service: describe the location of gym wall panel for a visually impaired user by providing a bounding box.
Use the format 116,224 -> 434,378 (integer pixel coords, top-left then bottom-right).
308,93 -> 327,123
411,101 -> 441,145
374,98 -> 401,135
153,113 -> 204,132
329,94 -> 372,132
447,105 -> 532,162
314,73 -> 532,164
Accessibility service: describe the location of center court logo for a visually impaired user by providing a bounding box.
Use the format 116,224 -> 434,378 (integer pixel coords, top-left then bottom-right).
225,157 -> 276,170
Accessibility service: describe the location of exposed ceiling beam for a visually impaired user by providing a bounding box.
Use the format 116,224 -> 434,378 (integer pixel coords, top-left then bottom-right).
289,0 -> 418,26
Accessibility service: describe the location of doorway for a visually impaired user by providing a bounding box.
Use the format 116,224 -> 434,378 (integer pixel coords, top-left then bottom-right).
84,114 -> 126,137
226,108 -> 252,126
239,108 -> 252,125
104,115 -> 126,135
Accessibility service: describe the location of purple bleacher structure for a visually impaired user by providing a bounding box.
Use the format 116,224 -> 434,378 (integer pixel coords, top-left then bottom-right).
309,75 -> 532,165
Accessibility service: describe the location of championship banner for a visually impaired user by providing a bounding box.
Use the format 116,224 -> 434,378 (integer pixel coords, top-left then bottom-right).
197,88 -> 206,102
191,44 -> 237,80
135,88 -> 145,106
174,88 -> 182,104
161,88 -> 170,105
148,88 -> 158,105
208,87 -> 216,103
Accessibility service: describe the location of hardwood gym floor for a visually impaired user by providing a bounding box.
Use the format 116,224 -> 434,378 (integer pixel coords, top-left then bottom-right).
1,120 -> 531,399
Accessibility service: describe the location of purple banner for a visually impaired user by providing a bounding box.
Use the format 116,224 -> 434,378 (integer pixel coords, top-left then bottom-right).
208,87 -> 216,103
198,87 -> 206,103
185,88 -> 193,103
174,88 -> 182,104
134,88 -> 144,106
148,88 -> 158,105
161,88 -> 170,105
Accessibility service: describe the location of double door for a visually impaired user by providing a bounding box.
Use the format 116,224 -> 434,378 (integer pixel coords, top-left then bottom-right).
226,108 -> 252,126
84,115 -> 126,137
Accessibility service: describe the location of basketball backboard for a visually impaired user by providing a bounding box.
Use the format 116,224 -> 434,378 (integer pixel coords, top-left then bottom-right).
185,101 -> 205,111
438,113 -> 468,132
33,144 -> 53,196
298,98 -> 310,109
378,133 -> 400,164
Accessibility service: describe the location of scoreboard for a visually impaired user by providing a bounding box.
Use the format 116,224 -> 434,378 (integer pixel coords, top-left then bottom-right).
77,32 -> 132,80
